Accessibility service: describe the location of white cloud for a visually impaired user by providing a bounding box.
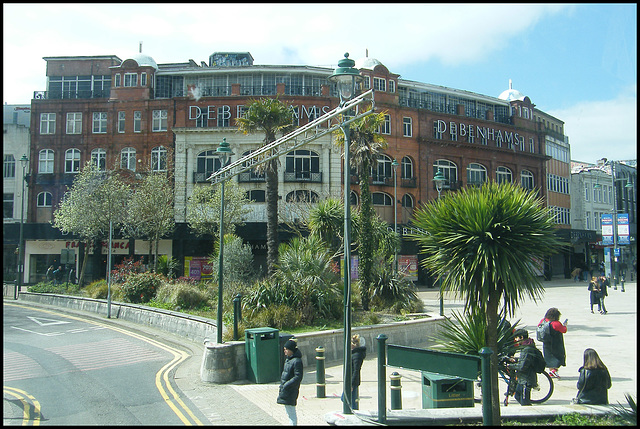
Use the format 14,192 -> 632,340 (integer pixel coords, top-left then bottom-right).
549,86 -> 637,163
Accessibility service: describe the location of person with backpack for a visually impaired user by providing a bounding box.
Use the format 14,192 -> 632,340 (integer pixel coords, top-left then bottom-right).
507,328 -> 545,406
538,307 -> 567,378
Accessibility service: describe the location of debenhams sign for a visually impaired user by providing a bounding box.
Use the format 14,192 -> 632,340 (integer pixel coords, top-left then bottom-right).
434,119 -> 525,147
189,104 -> 331,123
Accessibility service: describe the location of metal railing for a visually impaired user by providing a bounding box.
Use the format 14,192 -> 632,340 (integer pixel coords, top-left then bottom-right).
283,171 -> 322,182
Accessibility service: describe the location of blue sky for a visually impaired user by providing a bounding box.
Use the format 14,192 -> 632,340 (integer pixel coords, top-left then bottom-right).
3,3 -> 636,163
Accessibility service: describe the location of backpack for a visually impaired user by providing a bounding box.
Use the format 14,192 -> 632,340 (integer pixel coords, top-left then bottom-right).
531,347 -> 546,373
536,320 -> 551,343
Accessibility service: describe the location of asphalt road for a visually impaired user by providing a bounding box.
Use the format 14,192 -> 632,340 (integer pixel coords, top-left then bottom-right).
2,302 -> 208,426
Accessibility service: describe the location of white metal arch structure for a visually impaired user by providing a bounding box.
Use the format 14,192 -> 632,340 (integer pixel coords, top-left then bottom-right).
207,89 -> 375,184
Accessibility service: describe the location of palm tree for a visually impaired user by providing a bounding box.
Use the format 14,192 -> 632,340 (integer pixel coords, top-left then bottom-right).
333,111 -> 388,311
410,181 -> 565,424
236,97 -> 295,275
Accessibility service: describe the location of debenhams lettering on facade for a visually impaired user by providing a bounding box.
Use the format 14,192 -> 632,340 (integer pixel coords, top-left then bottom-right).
189,104 -> 331,122
435,119 -> 525,146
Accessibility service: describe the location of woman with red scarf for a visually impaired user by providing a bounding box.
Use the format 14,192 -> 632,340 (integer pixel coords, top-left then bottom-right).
539,307 -> 567,378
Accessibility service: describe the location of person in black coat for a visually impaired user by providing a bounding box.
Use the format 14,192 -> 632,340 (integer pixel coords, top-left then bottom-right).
588,277 -> 601,313
277,339 -> 303,425
573,348 -> 611,404
349,334 -> 367,410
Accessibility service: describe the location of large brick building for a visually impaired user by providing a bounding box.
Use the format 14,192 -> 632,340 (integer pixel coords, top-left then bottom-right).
22,50 -> 572,284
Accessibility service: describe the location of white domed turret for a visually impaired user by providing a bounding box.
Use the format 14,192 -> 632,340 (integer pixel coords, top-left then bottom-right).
354,56 -> 383,70
121,52 -> 158,70
498,79 -> 525,101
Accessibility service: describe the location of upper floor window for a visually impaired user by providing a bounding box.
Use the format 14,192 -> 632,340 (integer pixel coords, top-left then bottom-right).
196,150 -> 222,178
402,117 -> 412,137
377,114 -> 391,135
124,73 -> 137,87
433,159 -> 458,188
467,163 -> 487,186
246,190 -> 266,203
496,166 -> 512,184
285,149 -> 319,181
39,149 -> 54,173
40,113 -> 56,135
3,193 -> 13,219
65,148 -> 81,173
151,146 -> 167,172
121,147 -> 136,171
521,170 -> 534,191
114,73 -> 121,87
388,80 -> 396,93
4,155 -> 16,178
66,112 -> 82,134
92,112 -> 107,133
140,72 -> 147,87
134,111 -> 142,133
91,148 -> 106,171
373,77 -> 386,92
401,156 -> 413,179
118,111 -> 126,133
37,191 -> 53,207
373,155 -> 392,184
584,183 -> 590,201
152,110 -> 168,132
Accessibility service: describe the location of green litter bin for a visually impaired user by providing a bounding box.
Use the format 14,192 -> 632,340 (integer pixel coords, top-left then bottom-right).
245,327 -> 280,383
421,372 -> 474,408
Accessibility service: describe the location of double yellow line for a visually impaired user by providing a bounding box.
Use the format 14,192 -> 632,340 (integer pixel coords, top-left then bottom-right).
3,386 -> 41,425
4,303 -> 203,425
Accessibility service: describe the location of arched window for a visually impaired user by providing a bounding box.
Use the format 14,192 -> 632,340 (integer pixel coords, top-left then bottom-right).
521,170 -> 535,190
196,149 -> 222,182
496,166 -> 512,184
121,147 -> 136,171
350,191 -> 359,206
91,148 -> 106,171
151,146 -> 167,172
39,149 -> 54,174
37,192 -> 52,207
401,193 -> 415,224
401,194 -> 414,208
373,155 -> 392,184
285,149 -> 320,181
400,156 -> 413,179
372,192 -> 392,206
467,163 -> 487,186
433,159 -> 457,189
65,148 -> 81,173
373,192 -> 393,224
238,150 -> 265,182
285,190 -> 319,203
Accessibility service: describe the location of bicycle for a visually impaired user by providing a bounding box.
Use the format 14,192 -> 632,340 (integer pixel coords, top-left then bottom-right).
498,355 -> 554,405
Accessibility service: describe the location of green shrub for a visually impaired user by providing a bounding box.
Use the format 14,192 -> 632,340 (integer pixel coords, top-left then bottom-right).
121,272 -> 164,303
155,281 -> 210,310
81,279 -> 123,301
27,281 -> 80,295
248,304 -> 302,330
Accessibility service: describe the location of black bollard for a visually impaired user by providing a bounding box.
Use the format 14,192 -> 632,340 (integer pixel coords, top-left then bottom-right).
390,372 -> 402,410
316,346 -> 326,398
233,293 -> 242,340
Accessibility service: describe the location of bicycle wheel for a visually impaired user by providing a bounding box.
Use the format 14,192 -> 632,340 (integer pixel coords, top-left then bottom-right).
530,371 -> 554,403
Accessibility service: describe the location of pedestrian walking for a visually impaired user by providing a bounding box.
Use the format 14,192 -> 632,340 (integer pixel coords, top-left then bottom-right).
46,265 -> 54,282
597,276 -> 608,314
572,348 -> 611,405
342,334 -> 367,410
588,276 -> 601,313
539,307 -> 567,378
277,338 -> 303,425
68,268 -> 76,285
53,265 -> 63,286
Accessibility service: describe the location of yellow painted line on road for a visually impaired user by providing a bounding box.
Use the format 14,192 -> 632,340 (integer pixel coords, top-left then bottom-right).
4,302 -> 203,425
3,385 -> 41,425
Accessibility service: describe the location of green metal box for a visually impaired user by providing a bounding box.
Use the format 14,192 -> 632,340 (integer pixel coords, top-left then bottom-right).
421,372 -> 474,409
245,327 -> 280,383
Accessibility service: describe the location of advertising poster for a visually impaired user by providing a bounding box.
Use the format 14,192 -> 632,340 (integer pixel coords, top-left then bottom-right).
398,255 -> 418,281
184,256 -> 213,280
617,213 -> 630,245
601,214 -> 613,246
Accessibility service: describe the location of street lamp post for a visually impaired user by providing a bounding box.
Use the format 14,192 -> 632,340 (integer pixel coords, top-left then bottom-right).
433,168 -> 446,316
215,138 -> 234,344
328,52 -> 363,415
608,161 -> 634,291
392,159 -> 399,272
16,154 -> 28,299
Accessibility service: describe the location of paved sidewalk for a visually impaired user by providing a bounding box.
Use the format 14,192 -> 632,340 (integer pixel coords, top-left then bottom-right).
175,277 -> 636,425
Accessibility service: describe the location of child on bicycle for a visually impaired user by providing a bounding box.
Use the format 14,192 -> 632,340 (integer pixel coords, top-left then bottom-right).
507,328 -> 543,406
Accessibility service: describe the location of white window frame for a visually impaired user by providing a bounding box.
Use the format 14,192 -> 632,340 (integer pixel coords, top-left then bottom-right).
152,110 -> 167,132
114,73 -> 121,87
92,112 -> 107,134
378,114 -> 391,135
4,155 -> 16,178
91,148 -> 106,171
124,73 -> 137,87
40,113 -> 56,135
402,117 -> 412,137
521,170 -> 534,190
65,148 -> 81,173
496,166 -> 513,184
401,156 -> 413,180
388,79 -> 396,93
121,147 -> 136,171
37,192 -> 53,208
140,72 -> 147,86
134,111 -> 142,133
38,149 -> 54,173
66,112 -> 82,134
118,111 -> 126,133
151,146 -> 167,172
373,77 -> 386,92
467,163 -> 487,185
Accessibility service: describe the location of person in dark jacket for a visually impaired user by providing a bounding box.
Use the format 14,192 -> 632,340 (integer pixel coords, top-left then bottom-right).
588,277 -> 602,313
277,339 -> 303,425
343,334 -> 367,410
539,307 -> 567,378
573,348 -> 611,404
597,276 -> 609,314
508,329 -> 542,406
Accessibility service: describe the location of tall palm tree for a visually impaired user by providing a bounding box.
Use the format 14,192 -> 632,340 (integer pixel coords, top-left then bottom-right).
236,97 -> 295,275
333,111 -> 388,311
410,181 -> 565,424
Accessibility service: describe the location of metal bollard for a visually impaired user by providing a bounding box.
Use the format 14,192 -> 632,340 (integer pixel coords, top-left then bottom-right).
621,275 -> 625,292
316,346 -> 326,398
390,372 -> 402,410
233,293 -> 242,340
377,334 -> 388,424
